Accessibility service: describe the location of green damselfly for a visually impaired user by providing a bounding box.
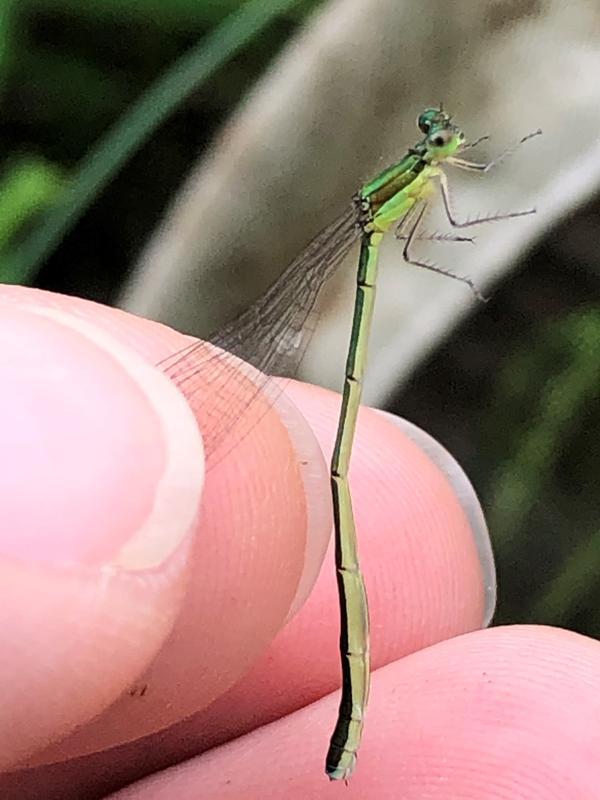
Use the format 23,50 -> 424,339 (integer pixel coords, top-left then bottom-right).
160,106 -> 541,781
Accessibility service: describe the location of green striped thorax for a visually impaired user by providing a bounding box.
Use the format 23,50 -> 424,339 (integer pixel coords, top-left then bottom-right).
355,106 -> 465,222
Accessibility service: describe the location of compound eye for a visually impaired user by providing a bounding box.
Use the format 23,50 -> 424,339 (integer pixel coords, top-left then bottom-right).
417,108 -> 438,134
418,114 -> 431,134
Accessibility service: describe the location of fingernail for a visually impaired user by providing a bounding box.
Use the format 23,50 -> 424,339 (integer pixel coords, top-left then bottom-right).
0,305 -> 204,570
376,411 -> 496,625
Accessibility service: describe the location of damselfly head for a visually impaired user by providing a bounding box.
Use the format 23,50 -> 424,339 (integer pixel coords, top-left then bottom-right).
417,107 -> 465,162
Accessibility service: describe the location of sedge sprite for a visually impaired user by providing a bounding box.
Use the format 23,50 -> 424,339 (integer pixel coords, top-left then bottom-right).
160,106 -> 540,781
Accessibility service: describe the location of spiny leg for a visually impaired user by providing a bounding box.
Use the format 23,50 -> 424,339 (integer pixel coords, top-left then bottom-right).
457,134 -> 491,155
393,205 -> 473,244
448,129 -> 542,173
402,202 -> 485,301
438,169 -> 536,229
396,230 -> 475,244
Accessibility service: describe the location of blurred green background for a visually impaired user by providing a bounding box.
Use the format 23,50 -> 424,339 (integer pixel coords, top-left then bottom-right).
0,0 -> 317,291
1,0 -> 599,637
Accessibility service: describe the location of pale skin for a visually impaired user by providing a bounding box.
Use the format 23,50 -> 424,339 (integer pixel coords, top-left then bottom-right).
1,284 -> 600,799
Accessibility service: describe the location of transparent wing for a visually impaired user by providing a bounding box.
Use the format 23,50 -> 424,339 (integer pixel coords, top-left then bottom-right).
157,206 -> 360,462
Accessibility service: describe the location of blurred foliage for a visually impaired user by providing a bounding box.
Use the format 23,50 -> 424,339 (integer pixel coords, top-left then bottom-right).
487,307 -> 600,630
0,0 -> 316,290
0,154 -> 63,264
